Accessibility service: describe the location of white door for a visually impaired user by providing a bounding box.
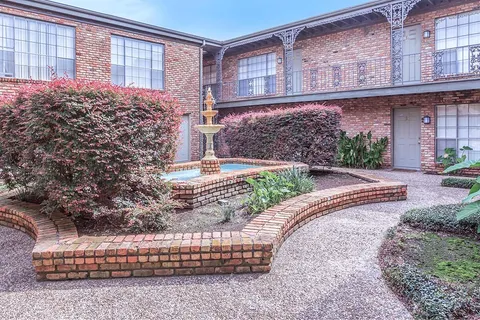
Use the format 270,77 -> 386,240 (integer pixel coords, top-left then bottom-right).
394,108 -> 421,169
292,49 -> 302,94
175,115 -> 190,162
402,25 -> 421,83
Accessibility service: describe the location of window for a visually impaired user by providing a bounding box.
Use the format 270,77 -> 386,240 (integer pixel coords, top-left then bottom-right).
237,53 -> 276,96
111,35 -> 164,90
435,10 -> 480,75
203,64 -> 216,85
0,13 -> 75,80
436,104 -> 480,161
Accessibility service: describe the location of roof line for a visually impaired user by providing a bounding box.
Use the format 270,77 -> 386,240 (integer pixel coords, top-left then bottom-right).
4,0 -> 222,46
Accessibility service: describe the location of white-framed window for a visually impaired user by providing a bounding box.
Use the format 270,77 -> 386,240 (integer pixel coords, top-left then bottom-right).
0,13 -> 75,80
111,35 -> 164,90
435,10 -> 480,75
436,104 -> 480,161
203,64 -> 216,85
237,53 -> 276,96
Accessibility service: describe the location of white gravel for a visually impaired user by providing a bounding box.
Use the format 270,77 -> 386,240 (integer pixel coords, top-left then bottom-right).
0,170 -> 467,320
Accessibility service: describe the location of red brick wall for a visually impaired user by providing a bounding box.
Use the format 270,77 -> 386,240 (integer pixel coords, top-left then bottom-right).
0,6 -> 201,161
218,89 -> 480,172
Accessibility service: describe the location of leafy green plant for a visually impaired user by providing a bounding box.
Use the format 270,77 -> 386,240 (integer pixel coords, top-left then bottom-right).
220,202 -> 236,223
337,131 -> 388,169
444,160 -> 480,233
437,146 -> 472,169
245,167 -> 314,214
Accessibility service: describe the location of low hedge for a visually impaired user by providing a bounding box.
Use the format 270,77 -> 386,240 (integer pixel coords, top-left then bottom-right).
401,204 -> 479,237
441,177 -> 476,189
220,104 -> 342,166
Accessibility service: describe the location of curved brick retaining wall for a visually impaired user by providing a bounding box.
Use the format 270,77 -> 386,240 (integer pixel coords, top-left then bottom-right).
0,169 -> 406,281
163,158 -> 309,209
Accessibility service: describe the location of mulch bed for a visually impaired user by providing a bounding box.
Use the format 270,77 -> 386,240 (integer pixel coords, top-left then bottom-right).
76,172 -> 369,236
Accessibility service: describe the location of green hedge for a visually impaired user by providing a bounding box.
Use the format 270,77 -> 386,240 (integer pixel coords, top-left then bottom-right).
441,177 -> 476,189
401,204 -> 480,237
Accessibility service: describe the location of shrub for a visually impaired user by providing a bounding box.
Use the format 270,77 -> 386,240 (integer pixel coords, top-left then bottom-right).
220,202 -> 236,223
245,167 -> 314,214
220,104 -> 342,166
401,204 -> 479,237
337,131 -> 388,169
437,146 -> 472,169
441,177 -> 476,189
0,78 -> 182,231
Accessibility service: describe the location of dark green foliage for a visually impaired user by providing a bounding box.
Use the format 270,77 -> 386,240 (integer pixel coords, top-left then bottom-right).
437,146 -> 472,169
220,104 -> 342,166
245,167 -> 314,214
402,204 -> 479,236
337,131 -> 388,169
441,177 -> 476,189
383,264 -> 480,319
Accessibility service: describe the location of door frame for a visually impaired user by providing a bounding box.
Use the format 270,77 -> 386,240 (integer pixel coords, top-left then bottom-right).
175,113 -> 191,163
402,24 -> 422,84
391,106 -> 422,170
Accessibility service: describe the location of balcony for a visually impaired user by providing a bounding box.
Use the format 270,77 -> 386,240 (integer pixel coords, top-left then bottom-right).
203,46 -> 480,104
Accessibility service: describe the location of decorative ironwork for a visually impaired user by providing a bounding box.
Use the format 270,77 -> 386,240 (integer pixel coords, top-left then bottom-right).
374,0 -> 422,84
264,76 -> 271,95
432,51 -> 444,79
247,79 -> 254,96
357,61 -> 367,85
332,66 -> 341,87
214,46 -> 229,101
310,68 -> 318,91
274,27 -> 305,96
471,45 -> 480,74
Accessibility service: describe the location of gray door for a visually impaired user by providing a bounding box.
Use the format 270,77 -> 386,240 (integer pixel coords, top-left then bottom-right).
394,108 -> 421,169
292,49 -> 302,94
402,25 -> 421,83
175,115 -> 190,162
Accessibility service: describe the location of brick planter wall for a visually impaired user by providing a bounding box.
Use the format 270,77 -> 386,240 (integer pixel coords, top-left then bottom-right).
0,168 -> 406,281
161,158 -> 309,209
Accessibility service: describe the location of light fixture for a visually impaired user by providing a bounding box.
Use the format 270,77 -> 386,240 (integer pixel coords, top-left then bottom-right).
423,30 -> 431,38
422,115 -> 431,124
277,57 -> 283,64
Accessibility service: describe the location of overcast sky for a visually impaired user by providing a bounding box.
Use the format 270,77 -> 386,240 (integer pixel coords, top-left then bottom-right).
54,0 -> 371,40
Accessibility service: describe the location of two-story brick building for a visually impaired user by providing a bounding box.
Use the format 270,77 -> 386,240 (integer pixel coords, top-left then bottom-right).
1,0 -> 480,172
0,0 -> 224,162
203,0 -> 480,173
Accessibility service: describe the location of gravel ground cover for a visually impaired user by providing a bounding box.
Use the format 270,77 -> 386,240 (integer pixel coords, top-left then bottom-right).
0,170 -> 467,320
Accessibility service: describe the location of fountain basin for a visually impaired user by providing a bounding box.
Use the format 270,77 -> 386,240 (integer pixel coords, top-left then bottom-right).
195,124 -> 225,134
153,158 -> 308,209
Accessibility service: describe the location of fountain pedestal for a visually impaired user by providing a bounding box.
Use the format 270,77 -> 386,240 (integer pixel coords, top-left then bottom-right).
196,88 -> 224,175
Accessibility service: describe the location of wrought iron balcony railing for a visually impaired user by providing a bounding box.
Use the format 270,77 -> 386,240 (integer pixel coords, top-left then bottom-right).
433,44 -> 480,79
206,49 -> 480,103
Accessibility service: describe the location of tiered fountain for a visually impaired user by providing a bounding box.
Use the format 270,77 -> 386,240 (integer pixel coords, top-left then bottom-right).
196,87 -> 225,175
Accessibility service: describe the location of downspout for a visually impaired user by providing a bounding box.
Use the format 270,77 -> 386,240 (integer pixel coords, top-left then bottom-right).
199,40 -> 206,159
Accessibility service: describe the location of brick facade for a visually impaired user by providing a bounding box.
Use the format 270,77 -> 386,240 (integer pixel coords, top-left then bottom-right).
218,90 -> 480,172
207,1 -> 480,172
0,5 -> 202,161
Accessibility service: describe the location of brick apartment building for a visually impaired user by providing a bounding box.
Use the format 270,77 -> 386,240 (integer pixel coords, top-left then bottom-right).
1,0 -> 480,172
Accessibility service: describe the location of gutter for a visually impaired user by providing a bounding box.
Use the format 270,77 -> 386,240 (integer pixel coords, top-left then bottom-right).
198,40 -> 206,159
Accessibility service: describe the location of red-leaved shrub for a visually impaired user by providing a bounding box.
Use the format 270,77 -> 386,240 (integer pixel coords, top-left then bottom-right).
220,104 -> 342,166
0,78 -> 181,231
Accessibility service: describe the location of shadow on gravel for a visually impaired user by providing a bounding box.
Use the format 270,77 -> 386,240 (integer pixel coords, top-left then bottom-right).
0,226 -> 262,293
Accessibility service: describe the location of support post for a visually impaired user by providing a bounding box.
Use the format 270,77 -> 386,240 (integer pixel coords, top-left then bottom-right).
215,46 -> 228,101
374,0 -> 421,85
274,27 -> 305,95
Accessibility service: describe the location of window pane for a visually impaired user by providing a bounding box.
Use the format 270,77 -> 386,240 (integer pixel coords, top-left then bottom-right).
111,35 -> 164,89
